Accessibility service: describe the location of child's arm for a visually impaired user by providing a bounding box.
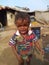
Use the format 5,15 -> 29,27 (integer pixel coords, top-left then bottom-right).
11,44 -> 23,62
9,33 -> 22,62
34,40 -> 44,54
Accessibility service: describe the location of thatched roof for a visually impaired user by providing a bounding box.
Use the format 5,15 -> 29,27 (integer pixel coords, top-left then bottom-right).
0,5 -> 31,12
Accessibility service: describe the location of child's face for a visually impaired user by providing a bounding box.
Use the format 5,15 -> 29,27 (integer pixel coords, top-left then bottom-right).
16,18 -> 29,35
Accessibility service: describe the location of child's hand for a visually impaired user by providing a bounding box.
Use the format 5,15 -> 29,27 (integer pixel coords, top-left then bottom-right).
26,57 -> 30,63
26,57 -> 30,62
17,55 -> 23,63
40,50 -> 45,55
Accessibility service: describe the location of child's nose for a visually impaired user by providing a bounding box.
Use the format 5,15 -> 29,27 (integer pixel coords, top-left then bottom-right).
21,26 -> 24,29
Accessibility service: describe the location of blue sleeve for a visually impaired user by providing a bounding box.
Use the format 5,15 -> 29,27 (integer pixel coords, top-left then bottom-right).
33,35 -> 38,42
9,34 -> 17,45
32,31 -> 38,42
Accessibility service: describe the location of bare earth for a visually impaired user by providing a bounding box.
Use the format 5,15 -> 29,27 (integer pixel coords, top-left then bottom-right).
0,27 -> 49,65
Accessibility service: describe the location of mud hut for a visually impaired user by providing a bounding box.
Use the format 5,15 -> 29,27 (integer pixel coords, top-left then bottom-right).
0,5 -> 49,36
0,5 -> 16,27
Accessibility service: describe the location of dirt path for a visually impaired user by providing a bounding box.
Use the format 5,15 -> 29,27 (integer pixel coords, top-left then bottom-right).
0,29 -> 19,65
0,28 -> 49,65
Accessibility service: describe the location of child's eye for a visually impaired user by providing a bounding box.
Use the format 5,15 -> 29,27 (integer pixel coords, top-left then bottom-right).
17,24 -> 28,27
24,23 -> 29,26
17,25 -> 22,27
23,24 -> 28,26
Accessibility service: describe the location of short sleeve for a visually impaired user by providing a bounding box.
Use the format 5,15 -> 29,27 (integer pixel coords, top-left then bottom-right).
32,32 -> 38,42
33,35 -> 38,42
9,34 -> 17,46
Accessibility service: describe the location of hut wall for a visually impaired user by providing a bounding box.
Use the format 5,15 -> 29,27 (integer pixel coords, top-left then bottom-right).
35,11 -> 49,22
7,11 -> 15,26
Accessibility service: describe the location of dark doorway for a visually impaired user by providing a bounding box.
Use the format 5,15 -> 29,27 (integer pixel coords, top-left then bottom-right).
0,9 -> 7,27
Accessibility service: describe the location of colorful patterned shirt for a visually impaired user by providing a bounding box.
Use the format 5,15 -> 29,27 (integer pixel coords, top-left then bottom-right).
9,30 -> 38,59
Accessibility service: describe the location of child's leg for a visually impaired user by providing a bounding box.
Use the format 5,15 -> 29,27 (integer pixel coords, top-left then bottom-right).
26,59 -> 30,65
26,54 -> 32,65
18,59 -> 24,65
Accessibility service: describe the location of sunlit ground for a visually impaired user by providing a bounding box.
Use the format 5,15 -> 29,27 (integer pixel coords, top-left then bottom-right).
0,26 -> 49,65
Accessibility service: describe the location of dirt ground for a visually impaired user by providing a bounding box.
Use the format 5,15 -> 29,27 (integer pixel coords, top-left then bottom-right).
0,27 -> 49,65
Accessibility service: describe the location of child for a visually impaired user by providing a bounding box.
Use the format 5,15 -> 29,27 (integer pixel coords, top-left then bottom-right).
9,12 -> 44,65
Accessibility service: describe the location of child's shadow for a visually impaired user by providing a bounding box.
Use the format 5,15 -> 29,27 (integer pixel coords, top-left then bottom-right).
31,49 -> 49,65
0,47 -> 18,65
0,47 -> 49,65
31,54 -> 43,65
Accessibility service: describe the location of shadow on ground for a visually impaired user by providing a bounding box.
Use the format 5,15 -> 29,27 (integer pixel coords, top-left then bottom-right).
0,47 -> 49,65
0,47 -> 18,65
31,54 -> 49,65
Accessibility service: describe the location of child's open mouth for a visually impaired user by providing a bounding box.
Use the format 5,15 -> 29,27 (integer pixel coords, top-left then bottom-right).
20,30 -> 27,34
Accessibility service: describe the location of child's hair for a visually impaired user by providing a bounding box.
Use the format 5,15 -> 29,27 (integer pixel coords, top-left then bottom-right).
15,12 -> 31,24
